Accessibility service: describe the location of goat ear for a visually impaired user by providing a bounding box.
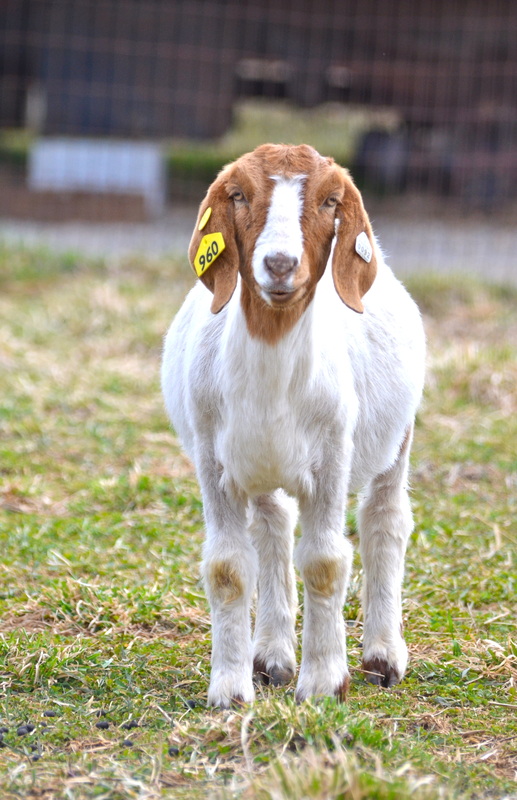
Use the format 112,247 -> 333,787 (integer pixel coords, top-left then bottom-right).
331,171 -> 377,313
188,172 -> 239,314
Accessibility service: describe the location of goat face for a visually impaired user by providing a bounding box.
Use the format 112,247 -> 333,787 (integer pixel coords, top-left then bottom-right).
188,144 -> 377,327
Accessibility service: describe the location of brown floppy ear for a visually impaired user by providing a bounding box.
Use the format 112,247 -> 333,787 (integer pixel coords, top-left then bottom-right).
332,170 -> 377,313
188,168 -> 239,314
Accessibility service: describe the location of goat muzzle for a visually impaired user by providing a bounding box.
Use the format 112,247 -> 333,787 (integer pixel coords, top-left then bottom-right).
263,254 -> 299,281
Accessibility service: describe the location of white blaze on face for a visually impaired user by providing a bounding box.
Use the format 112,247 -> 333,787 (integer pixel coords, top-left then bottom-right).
252,175 -> 305,296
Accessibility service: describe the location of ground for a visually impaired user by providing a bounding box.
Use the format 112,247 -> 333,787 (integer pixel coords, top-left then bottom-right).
0,239 -> 516,799
0,195 -> 516,286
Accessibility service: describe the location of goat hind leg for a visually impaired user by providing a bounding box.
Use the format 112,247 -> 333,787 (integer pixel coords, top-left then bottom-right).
249,490 -> 298,687
358,425 -> 414,688
295,460 -> 353,702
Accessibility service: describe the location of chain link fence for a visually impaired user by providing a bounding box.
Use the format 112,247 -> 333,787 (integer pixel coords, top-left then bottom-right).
1,0 -> 516,280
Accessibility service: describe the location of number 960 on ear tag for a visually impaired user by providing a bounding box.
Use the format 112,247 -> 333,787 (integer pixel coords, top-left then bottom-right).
193,233 -> 226,277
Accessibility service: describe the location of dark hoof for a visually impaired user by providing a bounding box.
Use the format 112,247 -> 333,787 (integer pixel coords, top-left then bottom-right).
362,657 -> 401,688
253,658 -> 294,687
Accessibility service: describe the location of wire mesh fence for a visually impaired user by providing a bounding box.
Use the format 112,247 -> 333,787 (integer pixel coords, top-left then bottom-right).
1,0 -> 516,280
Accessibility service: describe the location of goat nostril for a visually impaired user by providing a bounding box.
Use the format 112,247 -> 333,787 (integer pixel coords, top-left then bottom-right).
264,254 -> 299,278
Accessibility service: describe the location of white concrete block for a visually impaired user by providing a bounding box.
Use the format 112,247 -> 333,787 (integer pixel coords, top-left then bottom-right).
28,138 -> 167,216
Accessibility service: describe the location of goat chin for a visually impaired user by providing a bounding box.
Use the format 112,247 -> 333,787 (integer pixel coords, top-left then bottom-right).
161,143 -> 426,708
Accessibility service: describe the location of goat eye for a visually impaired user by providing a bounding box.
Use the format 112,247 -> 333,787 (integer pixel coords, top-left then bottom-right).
324,195 -> 339,208
231,190 -> 246,203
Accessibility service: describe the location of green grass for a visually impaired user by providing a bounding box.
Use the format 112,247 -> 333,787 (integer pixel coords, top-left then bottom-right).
0,245 -> 516,798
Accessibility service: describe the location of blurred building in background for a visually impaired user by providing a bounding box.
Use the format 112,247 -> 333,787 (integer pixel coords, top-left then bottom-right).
1,0 -> 516,275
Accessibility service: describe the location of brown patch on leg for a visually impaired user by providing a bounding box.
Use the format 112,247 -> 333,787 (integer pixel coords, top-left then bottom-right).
208,561 -> 243,604
334,673 -> 351,702
362,656 -> 401,688
303,557 -> 341,598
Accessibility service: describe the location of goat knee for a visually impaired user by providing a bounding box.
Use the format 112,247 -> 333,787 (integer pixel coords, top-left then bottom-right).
203,547 -> 257,605
205,560 -> 246,604
296,537 -> 352,600
303,555 -> 345,598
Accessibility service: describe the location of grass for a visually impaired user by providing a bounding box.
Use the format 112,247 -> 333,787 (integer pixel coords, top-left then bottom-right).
0,243 -> 516,799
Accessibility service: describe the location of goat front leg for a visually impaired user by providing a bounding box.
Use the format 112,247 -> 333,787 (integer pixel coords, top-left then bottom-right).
358,425 -> 414,687
249,490 -> 298,687
295,458 -> 353,702
198,450 -> 257,708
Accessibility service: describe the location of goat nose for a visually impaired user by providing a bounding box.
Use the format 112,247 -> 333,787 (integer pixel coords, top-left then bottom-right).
264,254 -> 299,279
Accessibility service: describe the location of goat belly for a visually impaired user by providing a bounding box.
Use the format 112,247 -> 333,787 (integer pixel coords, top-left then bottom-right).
216,416 -> 323,497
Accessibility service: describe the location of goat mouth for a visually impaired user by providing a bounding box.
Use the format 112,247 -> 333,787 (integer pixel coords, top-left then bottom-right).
263,287 -> 301,307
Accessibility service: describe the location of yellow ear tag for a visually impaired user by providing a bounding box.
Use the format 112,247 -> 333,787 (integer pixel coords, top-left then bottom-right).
198,207 -> 212,231
193,232 -> 226,277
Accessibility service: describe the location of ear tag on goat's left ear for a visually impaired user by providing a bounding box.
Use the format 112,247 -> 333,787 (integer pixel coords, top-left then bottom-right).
193,232 -> 226,277
198,207 -> 212,231
355,231 -> 373,263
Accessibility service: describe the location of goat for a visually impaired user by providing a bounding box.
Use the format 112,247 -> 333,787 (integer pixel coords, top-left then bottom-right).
161,144 -> 425,708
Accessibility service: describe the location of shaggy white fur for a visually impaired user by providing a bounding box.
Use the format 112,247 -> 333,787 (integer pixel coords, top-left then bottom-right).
161,144 -> 425,707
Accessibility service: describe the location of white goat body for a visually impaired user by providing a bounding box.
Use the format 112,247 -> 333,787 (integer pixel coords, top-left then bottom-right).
161,144 -> 425,707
